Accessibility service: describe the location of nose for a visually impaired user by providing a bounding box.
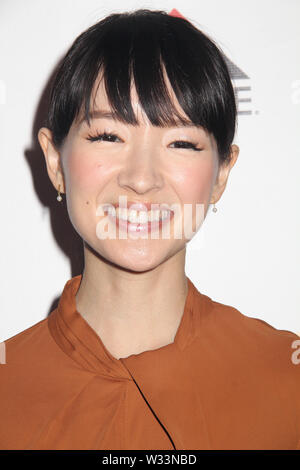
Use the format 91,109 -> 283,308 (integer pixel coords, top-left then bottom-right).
117,143 -> 164,195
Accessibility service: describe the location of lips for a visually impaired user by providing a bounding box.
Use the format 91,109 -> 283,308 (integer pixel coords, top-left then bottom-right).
107,207 -> 174,234
100,200 -> 175,235
108,201 -> 173,212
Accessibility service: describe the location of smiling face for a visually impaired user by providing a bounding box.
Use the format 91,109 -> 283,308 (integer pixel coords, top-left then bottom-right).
39,72 -> 238,273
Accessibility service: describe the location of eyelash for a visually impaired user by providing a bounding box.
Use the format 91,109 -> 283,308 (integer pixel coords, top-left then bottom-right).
86,132 -> 203,152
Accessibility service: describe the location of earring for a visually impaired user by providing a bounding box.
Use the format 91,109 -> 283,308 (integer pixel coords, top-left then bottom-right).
212,201 -> 217,212
57,184 -> 62,202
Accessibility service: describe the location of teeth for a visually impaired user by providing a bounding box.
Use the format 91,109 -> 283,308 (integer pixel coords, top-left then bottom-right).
107,206 -> 115,216
119,208 -> 129,220
161,210 -> 170,221
129,210 -> 138,223
148,210 -> 160,222
137,211 -> 148,223
107,207 -> 171,223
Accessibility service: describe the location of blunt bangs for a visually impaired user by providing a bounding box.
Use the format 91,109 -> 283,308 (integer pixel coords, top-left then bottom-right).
46,9 -> 237,164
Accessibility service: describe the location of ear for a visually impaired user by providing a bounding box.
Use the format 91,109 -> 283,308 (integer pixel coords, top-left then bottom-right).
210,144 -> 239,204
37,127 -> 65,193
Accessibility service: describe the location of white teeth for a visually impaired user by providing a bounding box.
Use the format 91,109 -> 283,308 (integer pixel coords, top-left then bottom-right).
118,208 -> 129,220
148,210 -> 160,222
107,206 -> 115,216
161,210 -> 170,220
108,207 -> 171,223
128,210 -> 138,223
138,211 -> 148,223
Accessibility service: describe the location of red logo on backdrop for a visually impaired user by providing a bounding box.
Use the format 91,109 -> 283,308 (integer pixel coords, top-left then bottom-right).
169,8 -> 185,18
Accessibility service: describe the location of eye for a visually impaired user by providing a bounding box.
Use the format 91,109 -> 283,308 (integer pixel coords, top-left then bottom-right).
86,132 -> 122,143
169,140 -> 203,152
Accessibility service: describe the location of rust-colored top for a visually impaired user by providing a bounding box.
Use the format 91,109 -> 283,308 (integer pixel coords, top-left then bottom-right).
0,275 -> 299,450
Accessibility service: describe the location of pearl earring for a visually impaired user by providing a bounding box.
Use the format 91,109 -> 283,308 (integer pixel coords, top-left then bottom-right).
57,184 -> 62,202
212,201 -> 217,212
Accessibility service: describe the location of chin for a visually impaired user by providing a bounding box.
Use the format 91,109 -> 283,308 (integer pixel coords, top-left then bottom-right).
84,231 -> 184,272
108,245 -> 167,273
93,239 -> 170,272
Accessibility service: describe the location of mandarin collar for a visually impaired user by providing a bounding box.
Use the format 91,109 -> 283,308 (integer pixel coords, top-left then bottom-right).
48,274 -> 199,379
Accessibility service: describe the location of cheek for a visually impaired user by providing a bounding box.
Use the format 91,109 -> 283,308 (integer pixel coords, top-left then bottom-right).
173,160 -> 216,238
174,160 -> 216,203
63,145 -> 106,194
61,144 -> 108,238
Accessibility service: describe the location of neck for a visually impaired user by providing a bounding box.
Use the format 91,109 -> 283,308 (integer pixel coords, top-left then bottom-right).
75,244 -> 188,359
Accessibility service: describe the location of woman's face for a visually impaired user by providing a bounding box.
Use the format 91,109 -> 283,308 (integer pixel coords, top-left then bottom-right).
44,76 -> 233,273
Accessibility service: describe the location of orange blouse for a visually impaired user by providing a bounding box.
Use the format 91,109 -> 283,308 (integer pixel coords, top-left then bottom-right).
0,275 -> 299,450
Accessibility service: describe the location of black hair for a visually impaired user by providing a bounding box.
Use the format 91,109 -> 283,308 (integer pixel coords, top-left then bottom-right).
46,9 -> 237,165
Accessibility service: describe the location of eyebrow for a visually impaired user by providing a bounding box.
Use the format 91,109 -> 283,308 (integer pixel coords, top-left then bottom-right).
78,109 -> 202,129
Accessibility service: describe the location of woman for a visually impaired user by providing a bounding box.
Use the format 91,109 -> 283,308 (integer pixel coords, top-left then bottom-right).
0,9 -> 299,450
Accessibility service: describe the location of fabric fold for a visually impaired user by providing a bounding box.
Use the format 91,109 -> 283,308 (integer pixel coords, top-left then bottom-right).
1,273 -> 299,450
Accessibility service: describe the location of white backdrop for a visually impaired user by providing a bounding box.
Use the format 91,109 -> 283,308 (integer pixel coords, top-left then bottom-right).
0,0 -> 299,342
